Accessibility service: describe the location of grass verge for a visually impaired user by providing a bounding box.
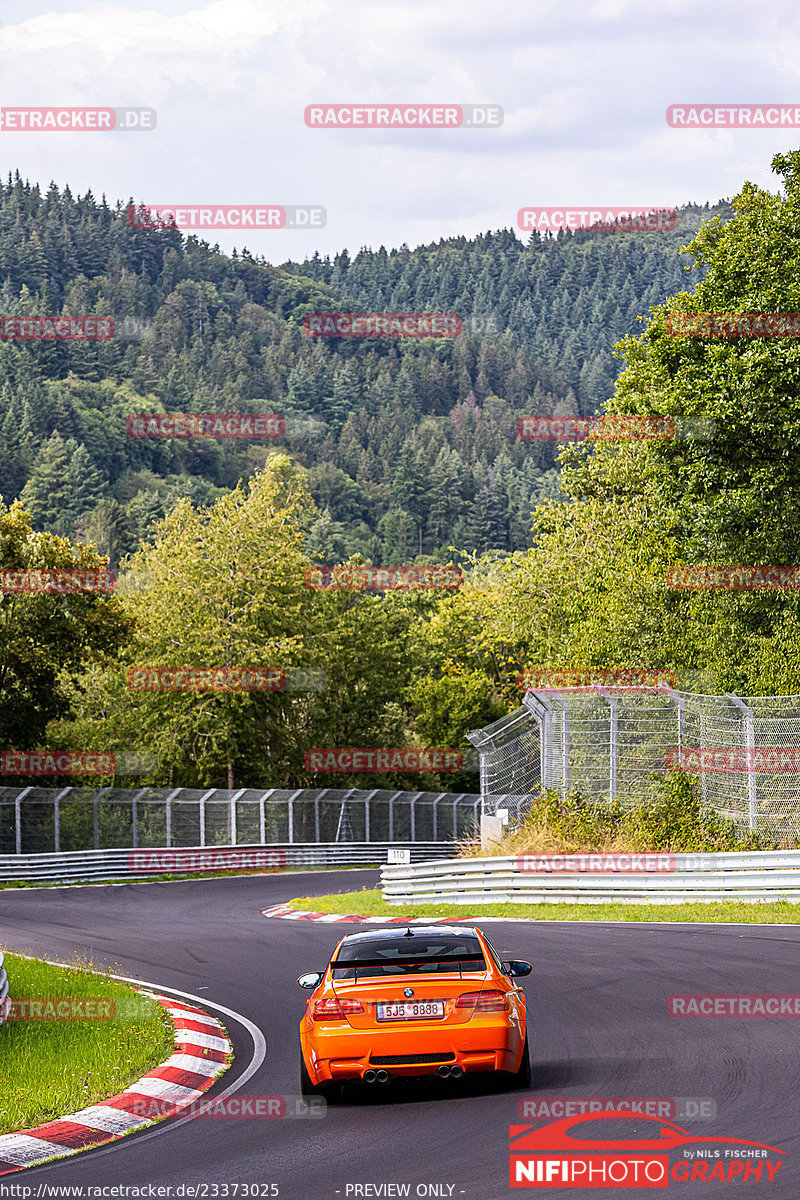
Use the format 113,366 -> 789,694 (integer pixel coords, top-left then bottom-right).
286,888 -> 800,924
0,953 -> 175,1135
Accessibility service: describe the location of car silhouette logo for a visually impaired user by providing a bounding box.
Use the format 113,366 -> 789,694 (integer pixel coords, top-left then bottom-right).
510,1111 -> 784,1155
404,988 -> 414,997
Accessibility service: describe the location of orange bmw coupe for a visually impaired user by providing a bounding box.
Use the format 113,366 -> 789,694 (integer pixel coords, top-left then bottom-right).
297,924 -> 531,1101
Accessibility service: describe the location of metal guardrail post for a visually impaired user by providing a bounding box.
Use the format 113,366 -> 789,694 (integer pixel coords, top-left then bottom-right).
728,694 -> 757,831
314,790 -> 324,841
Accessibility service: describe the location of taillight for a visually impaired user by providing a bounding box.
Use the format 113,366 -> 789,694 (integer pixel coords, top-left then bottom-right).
456,990 -> 507,1012
312,997 -> 365,1020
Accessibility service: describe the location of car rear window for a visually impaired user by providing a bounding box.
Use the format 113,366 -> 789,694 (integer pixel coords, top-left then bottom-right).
331,934 -> 486,979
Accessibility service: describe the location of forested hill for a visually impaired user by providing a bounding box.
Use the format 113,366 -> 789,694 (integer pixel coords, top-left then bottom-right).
0,174 -> 730,565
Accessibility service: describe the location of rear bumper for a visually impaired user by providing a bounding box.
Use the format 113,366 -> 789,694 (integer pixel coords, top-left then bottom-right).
305,1017 -> 522,1084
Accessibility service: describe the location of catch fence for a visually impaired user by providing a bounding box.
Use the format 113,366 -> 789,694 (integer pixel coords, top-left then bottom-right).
0,786 -> 524,856
467,688 -> 800,836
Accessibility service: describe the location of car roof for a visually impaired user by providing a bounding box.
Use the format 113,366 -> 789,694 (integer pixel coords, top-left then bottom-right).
339,925 -> 479,943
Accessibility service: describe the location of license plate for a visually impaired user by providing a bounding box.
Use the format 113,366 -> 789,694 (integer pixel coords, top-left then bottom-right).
376,1000 -> 445,1021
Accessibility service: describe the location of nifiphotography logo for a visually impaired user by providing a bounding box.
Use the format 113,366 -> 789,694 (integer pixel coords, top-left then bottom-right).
509,1111 -> 784,1188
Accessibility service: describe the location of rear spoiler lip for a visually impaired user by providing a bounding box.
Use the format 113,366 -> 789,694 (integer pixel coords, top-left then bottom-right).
331,954 -> 485,969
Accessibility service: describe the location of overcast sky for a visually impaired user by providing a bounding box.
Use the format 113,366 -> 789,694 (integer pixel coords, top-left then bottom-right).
2,0 -> 800,262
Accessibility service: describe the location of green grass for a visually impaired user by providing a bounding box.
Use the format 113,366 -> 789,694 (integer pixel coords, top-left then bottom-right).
0,953 -> 176,1134
286,888 -> 800,924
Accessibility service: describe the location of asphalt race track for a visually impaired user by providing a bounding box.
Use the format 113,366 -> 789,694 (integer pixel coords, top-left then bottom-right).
1,871 -> 800,1198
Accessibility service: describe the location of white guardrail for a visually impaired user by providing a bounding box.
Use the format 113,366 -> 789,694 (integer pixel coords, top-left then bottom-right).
0,951 -> 10,1026
0,842 -> 456,885
380,851 -> 800,905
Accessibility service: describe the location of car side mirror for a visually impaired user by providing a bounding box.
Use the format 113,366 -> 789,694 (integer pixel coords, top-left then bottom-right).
503,960 -> 532,977
297,972 -> 323,989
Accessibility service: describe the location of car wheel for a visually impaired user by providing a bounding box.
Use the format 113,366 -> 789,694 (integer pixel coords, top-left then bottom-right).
300,1055 -> 341,1103
509,1034 -> 531,1089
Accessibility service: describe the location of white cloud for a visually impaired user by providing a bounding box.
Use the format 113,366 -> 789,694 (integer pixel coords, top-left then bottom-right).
0,0 -> 798,259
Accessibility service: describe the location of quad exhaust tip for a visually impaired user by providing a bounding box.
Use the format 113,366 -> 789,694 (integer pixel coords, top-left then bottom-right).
437,1064 -> 463,1078
363,1069 -> 377,1083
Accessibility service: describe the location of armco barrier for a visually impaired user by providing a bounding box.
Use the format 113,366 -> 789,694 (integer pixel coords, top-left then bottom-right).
380,851 -> 800,905
0,951 -> 9,1026
0,842 -> 456,885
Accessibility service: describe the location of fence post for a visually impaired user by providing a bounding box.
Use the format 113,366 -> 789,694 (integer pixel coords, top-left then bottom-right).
165,788 -> 181,847
54,786 -> 71,852
363,789 -> 378,841
549,692 -> 570,800
14,787 -> 32,854
199,790 -> 215,847
287,789 -> 303,843
130,788 -> 146,850
728,694 -> 757,831
259,789 -> 275,844
229,788 -> 245,846
432,792 -> 446,841
389,791 -> 402,841
410,792 -> 422,841
93,788 -> 110,850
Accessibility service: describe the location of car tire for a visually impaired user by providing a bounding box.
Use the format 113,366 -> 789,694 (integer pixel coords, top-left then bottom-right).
509,1034 -> 531,1089
300,1055 -> 341,1103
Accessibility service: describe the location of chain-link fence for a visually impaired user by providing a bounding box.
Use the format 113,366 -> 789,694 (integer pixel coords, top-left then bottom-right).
467,687 -> 800,836
0,786 -> 500,855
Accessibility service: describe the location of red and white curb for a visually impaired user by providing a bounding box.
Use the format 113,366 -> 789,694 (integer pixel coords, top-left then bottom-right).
261,903 -> 523,924
0,993 -> 231,1175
